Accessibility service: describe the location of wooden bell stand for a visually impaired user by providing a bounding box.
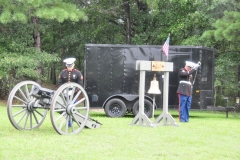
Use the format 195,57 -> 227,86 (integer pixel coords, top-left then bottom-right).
130,60 -> 178,127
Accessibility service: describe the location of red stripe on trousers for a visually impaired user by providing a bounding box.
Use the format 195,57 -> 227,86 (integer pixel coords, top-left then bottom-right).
178,93 -> 180,122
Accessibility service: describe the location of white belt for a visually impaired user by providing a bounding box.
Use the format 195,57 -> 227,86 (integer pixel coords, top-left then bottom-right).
180,81 -> 192,85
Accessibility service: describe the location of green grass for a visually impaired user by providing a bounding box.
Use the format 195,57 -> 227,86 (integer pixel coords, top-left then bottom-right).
0,106 -> 240,160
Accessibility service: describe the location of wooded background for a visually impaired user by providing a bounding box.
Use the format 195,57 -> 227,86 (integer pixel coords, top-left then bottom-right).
0,0 -> 239,106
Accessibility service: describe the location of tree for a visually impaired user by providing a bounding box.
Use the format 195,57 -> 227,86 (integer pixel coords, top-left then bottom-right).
0,0 -> 88,98
201,0 -> 240,105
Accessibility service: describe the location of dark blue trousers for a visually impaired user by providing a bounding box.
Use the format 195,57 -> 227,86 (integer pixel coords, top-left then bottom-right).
178,94 -> 192,122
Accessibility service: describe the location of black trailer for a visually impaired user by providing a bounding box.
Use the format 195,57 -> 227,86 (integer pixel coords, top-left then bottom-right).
84,44 -> 215,117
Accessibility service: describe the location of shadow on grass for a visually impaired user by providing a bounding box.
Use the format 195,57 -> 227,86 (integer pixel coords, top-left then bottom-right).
89,111 -> 180,119
90,110 -> 236,120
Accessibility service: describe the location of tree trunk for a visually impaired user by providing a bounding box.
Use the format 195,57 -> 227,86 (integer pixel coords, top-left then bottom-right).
32,16 -> 42,85
238,65 -> 240,97
123,0 -> 131,44
59,23 -> 65,67
51,64 -> 57,85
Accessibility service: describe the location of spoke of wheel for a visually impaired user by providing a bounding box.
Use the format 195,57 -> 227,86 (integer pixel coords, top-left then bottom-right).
18,88 -> 28,102
72,114 -> 82,127
72,90 -> 82,103
35,109 -> 45,117
23,112 -> 29,129
66,88 -> 70,104
32,111 -> 39,125
13,108 -> 27,117
12,104 -> 26,107
25,84 -> 33,100
54,108 -> 66,113
74,97 -> 86,106
30,112 -> 32,129
17,111 -> 27,125
60,92 -> 68,106
56,100 -> 67,110
70,117 -> 74,132
75,106 -> 88,110
65,115 -> 69,133
69,87 -> 76,103
59,114 -> 67,130
55,112 -> 67,122
75,111 -> 87,119
13,96 -> 27,105
53,101 -> 65,113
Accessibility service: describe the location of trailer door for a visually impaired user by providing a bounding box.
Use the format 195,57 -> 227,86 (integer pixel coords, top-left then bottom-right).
166,52 -> 192,109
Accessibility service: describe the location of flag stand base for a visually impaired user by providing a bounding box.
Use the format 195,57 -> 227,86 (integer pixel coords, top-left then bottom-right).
130,112 -> 155,127
153,111 -> 178,126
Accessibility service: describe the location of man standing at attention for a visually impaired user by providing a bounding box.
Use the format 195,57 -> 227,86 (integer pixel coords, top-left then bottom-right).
58,57 -> 83,86
177,61 -> 200,122
58,57 -> 83,127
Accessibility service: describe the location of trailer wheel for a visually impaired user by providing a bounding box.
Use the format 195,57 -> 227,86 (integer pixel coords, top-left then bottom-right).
132,99 -> 153,118
104,98 -> 126,118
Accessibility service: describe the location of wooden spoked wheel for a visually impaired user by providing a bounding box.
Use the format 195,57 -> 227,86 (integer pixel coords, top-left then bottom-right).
50,82 -> 90,135
7,81 -> 48,130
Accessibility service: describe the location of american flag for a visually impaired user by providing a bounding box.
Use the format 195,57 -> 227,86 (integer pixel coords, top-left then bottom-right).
162,36 -> 170,56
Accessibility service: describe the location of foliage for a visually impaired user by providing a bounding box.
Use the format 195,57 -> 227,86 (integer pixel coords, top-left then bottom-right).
214,51 -> 240,105
0,0 -> 88,98
0,0 -> 88,24
202,10 -> 240,51
201,1 -> 240,104
0,34 -> 60,98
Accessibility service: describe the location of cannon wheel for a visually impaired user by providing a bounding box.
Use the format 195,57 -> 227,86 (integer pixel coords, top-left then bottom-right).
50,83 -> 89,135
7,81 -> 48,130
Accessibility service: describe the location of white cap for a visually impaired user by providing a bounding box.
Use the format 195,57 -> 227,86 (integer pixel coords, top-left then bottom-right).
185,61 -> 198,68
63,58 -> 76,67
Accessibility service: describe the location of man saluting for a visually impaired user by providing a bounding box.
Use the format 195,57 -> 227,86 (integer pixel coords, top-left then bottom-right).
177,61 -> 200,122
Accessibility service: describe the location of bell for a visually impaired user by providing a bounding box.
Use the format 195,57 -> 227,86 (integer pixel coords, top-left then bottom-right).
148,74 -> 161,94
236,97 -> 240,104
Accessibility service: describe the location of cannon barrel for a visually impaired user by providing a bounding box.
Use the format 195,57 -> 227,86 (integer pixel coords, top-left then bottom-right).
31,86 -> 55,98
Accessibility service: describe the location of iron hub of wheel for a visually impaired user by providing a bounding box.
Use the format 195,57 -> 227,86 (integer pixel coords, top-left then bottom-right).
27,101 -> 35,112
66,104 -> 77,115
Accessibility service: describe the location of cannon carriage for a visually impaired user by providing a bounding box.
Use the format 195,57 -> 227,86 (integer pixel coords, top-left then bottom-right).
7,81 -> 101,135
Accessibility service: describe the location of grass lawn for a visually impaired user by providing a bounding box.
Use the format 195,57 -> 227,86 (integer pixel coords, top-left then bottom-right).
0,104 -> 240,160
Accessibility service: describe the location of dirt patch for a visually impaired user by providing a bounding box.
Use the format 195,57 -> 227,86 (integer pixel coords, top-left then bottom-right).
90,108 -> 104,112
42,84 -> 58,91
0,100 -> 7,106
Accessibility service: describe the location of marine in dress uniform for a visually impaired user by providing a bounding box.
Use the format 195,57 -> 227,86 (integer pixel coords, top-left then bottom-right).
177,61 -> 200,122
58,58 -> 83,86
58,57 -> 83,127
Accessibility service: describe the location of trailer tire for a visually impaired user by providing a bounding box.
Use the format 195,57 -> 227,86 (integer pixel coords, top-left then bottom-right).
104,98 -> 127,118
132,99 -> 153,118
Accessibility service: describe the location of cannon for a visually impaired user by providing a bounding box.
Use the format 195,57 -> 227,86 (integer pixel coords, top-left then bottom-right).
7,81 -> 101,135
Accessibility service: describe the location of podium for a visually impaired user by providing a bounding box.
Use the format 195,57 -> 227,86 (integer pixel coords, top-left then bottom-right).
130,61 -> 178,127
